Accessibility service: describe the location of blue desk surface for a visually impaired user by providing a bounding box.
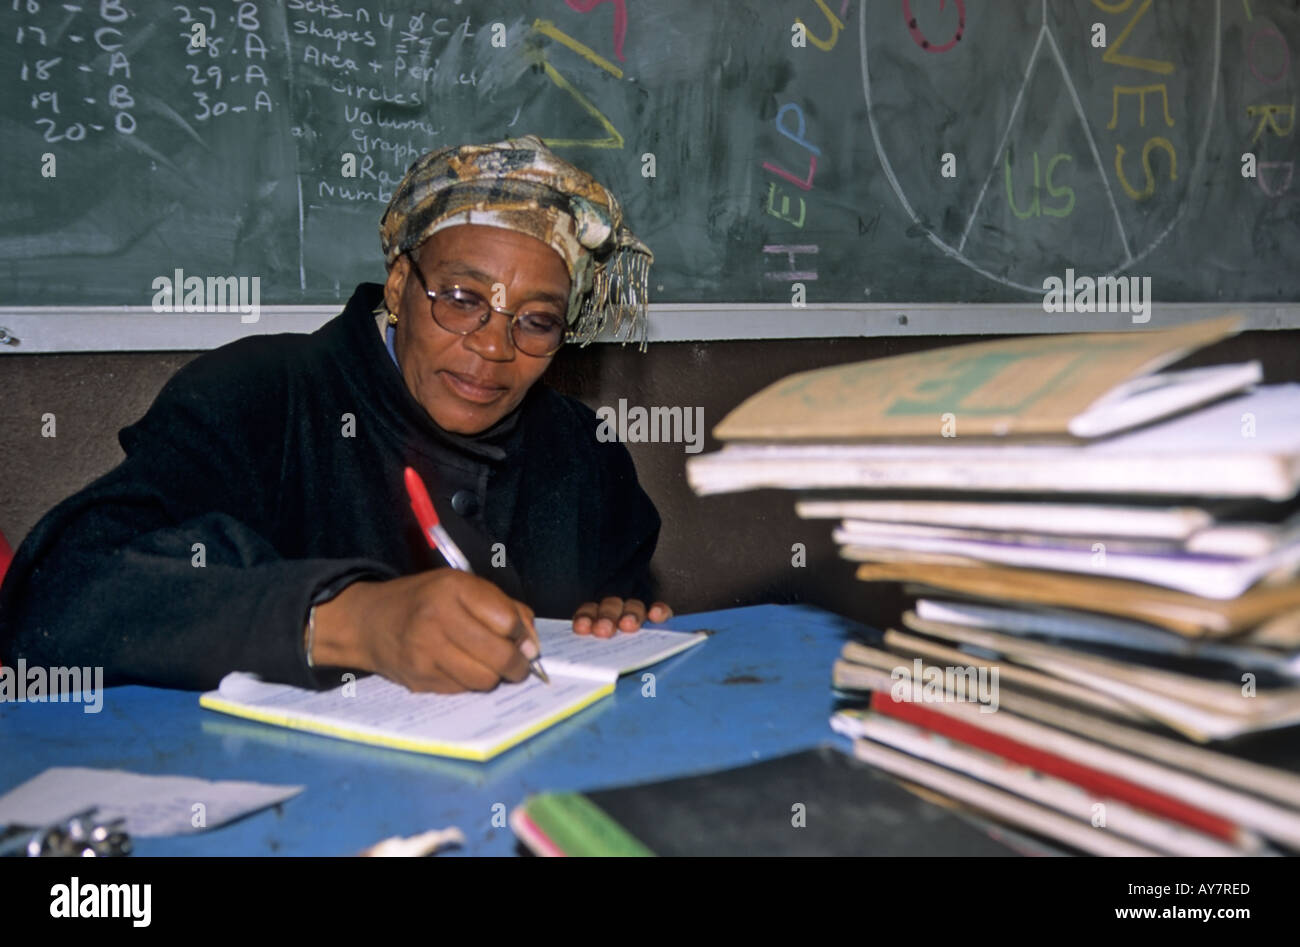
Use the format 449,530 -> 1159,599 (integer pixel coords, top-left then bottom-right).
0,604 -> 865,856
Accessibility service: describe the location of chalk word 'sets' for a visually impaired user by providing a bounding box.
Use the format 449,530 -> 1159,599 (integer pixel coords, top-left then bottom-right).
596,399 -> 705,454
151,270 -> 262,323
0,660 -> 103,714
890,659 -> 1000,714
1042,268 -> 1152,324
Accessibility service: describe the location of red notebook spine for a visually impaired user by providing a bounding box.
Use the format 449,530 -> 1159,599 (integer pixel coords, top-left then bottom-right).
868,691 -> 1241,844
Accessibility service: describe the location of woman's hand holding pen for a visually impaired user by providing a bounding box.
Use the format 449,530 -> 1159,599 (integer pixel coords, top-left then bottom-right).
572,598 -> 673,637
308,571 -> 541,694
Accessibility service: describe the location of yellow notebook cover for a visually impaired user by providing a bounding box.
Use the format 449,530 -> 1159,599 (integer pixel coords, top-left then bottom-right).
199,672 -> 614,762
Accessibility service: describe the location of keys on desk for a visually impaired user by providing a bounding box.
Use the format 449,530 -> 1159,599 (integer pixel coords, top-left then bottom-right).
0,807 -> 132,857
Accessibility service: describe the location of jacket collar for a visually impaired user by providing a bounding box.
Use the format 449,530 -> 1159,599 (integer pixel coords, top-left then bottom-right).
320,283 -> 529,466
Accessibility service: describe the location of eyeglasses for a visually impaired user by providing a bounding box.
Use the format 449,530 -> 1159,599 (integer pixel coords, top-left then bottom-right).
404,252 -> 567,358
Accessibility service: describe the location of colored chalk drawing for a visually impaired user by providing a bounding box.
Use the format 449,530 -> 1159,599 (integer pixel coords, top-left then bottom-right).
529,19 -> 624,149
859,0 -> 1224,294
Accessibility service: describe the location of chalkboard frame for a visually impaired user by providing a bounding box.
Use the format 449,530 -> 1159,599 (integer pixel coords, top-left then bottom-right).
0,301 -> 1296,353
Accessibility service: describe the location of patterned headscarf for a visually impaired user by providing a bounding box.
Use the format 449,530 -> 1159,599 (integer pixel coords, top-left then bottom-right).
379,134 -> 653,348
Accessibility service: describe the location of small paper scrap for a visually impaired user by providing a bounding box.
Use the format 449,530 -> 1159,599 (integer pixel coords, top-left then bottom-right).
0,767 -> 303,837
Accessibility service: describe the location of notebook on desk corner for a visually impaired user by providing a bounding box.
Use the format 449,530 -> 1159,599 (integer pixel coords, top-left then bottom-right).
509,745 -> 1027,856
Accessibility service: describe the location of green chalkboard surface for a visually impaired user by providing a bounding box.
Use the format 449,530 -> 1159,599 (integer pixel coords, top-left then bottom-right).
1,0 -> 1297,308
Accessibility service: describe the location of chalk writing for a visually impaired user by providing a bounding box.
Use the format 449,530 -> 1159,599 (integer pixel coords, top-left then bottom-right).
1004,149 -> 1076,218
1238,9 -> 1295,198
762,245 -> 819,282
1093,0 -> 1179,203
797,0 -> 846,52
564,0 -> 628,62
1098,0 -> 1173,73
903,0 -> 965,53
760,100 -> 824,284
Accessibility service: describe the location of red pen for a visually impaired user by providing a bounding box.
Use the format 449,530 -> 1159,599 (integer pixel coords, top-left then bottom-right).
402,466 -> 549,684
403,466 -> 472,572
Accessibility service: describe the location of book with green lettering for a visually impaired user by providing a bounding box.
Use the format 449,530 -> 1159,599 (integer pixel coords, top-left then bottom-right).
713,314 -> 1247,442
509,746 -> 1023,856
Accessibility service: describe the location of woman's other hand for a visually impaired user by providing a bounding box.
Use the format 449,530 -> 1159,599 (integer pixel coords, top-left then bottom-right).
571,598 -> 673,637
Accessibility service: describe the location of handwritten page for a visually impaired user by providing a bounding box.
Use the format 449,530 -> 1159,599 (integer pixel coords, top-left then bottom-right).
0,767 -> 302,837
534,618 -> 708,677
199,621 -> 707,761
206,668 -> 613,758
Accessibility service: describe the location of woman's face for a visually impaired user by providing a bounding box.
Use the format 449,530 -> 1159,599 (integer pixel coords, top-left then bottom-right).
384,224 -> 570,434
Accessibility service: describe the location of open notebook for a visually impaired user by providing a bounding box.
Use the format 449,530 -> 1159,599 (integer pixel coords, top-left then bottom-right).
199,619 -> 707,762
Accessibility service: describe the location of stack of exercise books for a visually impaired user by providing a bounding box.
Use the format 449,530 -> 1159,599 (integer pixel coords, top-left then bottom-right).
686,313 -> 1300,854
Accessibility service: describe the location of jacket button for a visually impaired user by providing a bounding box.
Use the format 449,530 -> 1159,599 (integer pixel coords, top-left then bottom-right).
451,490 -> 478,517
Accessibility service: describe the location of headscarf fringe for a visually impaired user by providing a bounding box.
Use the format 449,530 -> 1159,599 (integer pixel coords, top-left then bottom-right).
571,244 -> 651,352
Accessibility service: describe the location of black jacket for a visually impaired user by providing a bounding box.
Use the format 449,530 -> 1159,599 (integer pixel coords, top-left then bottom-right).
0,284 -> 661,691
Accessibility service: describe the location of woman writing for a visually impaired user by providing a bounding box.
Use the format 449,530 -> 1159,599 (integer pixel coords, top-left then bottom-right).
0,135 -> 671,693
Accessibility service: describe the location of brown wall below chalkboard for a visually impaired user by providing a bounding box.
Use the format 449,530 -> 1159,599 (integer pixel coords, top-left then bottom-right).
3,331 -> 1299,633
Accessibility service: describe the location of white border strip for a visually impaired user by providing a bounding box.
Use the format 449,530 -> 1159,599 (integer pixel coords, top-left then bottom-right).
0,302 -> 1297,353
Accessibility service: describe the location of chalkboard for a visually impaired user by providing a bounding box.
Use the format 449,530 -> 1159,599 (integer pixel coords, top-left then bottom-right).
1,0 -> 1297,314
